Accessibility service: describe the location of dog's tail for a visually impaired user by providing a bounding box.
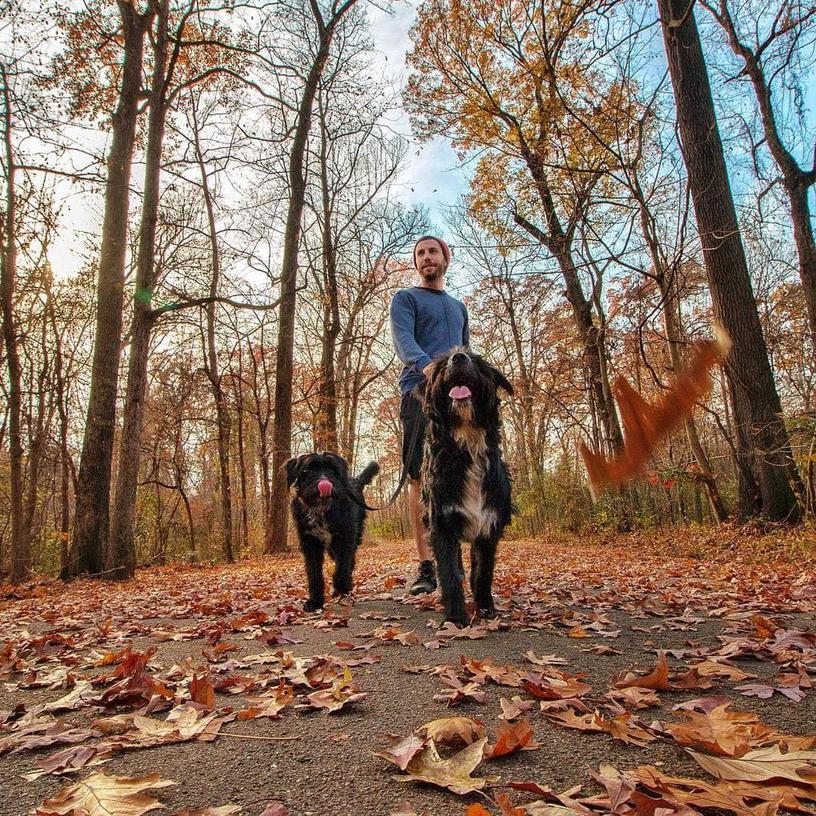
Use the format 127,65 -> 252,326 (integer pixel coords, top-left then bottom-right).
355,461 -> 380,489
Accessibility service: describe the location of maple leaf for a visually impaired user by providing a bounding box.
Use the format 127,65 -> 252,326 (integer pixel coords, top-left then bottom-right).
433,670 -> 488,706
486,718 -> 540,758
417,716 -> 487,746
589,764 -> 635,810
238,681 -> 295,721
24,744 -> 114,781
305,666 -> 366,713
662,704 -> 772,757
34,772 -> 175,815
545,708 -> 656,747
375,733 -> 427,770
523,651 -> 568,667
190,674 -> 215,709
613,652 -> 671,691
499,696 -> 536,721
392,737 -> 498,795
605,687 -> 660,710
687,745 -> 816,784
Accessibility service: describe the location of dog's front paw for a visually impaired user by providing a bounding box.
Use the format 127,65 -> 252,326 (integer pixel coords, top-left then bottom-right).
478,603 -> 497,619
444,607 -> 468,628
303,599 -> 324,613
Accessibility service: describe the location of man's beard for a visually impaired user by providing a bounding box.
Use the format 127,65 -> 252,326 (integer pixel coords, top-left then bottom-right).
421,264 -> 444,281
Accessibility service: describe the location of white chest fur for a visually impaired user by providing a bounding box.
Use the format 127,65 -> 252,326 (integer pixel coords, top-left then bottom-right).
458,455 -> 497,542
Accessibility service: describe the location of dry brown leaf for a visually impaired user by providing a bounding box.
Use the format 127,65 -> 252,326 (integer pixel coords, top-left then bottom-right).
687,744 -> 816,784
614,652 -> 671,691
35,772 -> 175,816
663,704 -> 772,757
417,716 -> 486,746
581,334 -> 729,488
486,718 -> 540,758
375,733 -> 427,770
392,737 -> 498,795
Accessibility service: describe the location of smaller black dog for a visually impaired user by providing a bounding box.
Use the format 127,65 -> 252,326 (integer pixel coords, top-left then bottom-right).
286,452 -> 380,611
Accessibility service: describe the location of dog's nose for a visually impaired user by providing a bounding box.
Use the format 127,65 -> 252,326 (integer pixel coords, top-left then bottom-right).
317,478 -> 333,498
451,352 -> 469,364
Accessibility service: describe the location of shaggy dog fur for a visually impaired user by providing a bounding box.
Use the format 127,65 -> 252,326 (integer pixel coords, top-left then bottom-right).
421,348 -> 514,626
286,452 -> 379,611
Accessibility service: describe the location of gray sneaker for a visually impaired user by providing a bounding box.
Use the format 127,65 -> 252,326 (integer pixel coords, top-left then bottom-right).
409,560 -> 437,595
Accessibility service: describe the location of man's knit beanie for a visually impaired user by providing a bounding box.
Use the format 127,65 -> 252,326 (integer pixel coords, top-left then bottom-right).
413,235 -> 451,269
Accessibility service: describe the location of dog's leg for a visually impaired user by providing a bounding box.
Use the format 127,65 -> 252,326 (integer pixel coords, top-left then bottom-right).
301,536 -> 326,611
431,516 -> 467,627
332,544 -> 355,597
471,536 -> 497,618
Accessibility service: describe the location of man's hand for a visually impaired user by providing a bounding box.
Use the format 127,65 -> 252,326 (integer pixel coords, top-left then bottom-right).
422,363 -> 434,379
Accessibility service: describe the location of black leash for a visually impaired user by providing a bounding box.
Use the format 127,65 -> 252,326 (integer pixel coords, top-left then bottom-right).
345,411 -> 424,513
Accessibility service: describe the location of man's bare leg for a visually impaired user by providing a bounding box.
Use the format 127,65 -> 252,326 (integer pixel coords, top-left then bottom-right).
408,477 -> 436,594
408,478 -> 433,561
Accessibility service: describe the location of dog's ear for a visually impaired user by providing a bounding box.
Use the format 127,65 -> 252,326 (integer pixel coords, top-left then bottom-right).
491,366 -> 513,396
422,358 -> 448,417
324,452 -> 348,481
284,454 -> 308,487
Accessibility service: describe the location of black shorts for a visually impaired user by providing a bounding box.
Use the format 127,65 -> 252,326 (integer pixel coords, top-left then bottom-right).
399,386 -> 427,481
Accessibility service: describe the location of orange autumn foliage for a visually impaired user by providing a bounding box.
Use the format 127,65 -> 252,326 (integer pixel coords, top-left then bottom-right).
581,330 -> 732,490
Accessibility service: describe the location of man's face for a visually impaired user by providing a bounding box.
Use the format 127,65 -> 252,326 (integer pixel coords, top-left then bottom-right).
415,239 -> 447,284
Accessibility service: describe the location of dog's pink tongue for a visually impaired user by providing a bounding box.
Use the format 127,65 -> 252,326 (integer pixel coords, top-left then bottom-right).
317,478 -> 333,498
449,385 -> 472,401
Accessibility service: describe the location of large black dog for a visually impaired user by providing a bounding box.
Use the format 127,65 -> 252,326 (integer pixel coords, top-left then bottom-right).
286,452 -> 379,612
421,348 -> 513,627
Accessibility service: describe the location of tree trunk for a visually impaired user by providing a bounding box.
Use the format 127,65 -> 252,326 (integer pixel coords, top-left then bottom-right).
234,350 -> 250,554
315,109 -> 341,452
512,160 -> 623,456
44,270 -> 72,572
109,0 -> 170,579
68,2 -> 151,578
658,0 -> 802,522
703,0 -> 816,353
266,1 -> 361,554
631,172 -> 729,522
0,63 -> 27,582
191,92 -> 234,563
658,270 -> 729,521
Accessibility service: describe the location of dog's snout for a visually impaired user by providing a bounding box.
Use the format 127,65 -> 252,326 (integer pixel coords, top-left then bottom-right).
317,478 -> 333,498
451,352 -> 469,364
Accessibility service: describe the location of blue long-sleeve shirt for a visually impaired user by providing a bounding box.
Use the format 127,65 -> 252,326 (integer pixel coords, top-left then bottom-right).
390,286 -> 470,396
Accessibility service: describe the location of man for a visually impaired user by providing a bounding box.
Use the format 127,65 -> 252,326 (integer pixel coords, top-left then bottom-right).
389,235 -> 469,595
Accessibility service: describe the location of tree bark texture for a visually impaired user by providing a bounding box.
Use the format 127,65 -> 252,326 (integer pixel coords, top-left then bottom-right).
68,2 -> 151,577
194,95 -> 235,564
265,0 -> 361,554
109,0 -> 170,579
658,0 -> 802,521
0,63 -> 28,582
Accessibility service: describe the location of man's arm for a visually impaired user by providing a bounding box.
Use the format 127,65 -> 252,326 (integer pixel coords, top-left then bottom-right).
462,305 -> 470,348
390,291 -> 433,374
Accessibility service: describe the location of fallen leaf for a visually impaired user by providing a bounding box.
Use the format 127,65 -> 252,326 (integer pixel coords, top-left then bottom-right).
393,737 -> 498,795
35,772 -> 175,816
417,716 -> 486,746
687,745 -> 816,784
